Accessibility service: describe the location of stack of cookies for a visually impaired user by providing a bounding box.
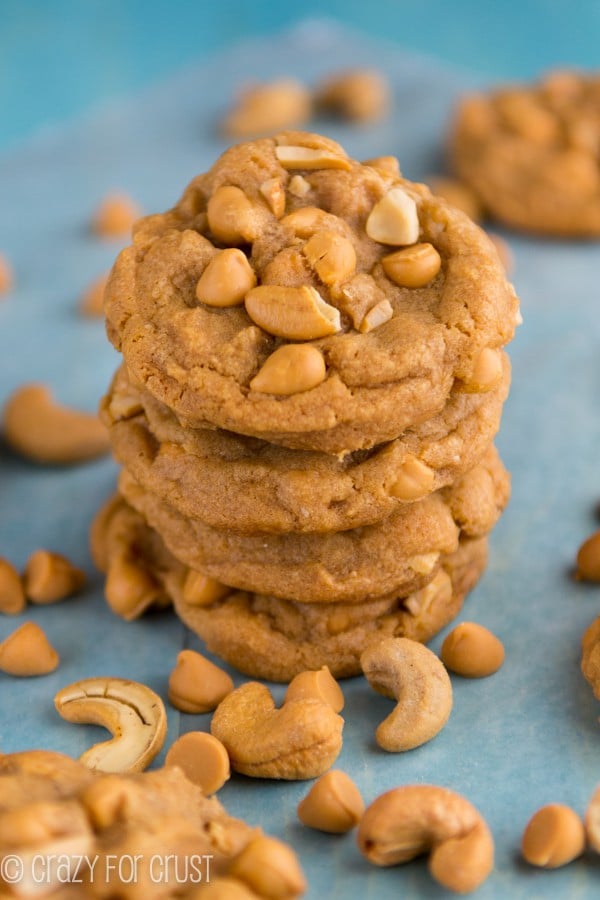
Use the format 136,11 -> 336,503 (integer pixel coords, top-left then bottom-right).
96,131 -> 519,681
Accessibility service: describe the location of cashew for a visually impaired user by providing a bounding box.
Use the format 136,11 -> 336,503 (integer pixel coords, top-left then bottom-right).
302,230 -> 356,285
357,785 -> 494,893
210,681 -> 343,779
275,145 -> 351,170
245,284 -> 341,340
360,637 -> 452,751
366,187 -> 420,245
581,615 -> 600,699
2,383 -> 110,464
196,248 -> 257,308
358,299 -> 393,333
54,677 -> 167,773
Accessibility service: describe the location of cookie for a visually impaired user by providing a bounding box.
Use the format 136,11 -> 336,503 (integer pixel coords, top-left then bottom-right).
118,445 -> 508,604
104,131 -> 519,454
450,70 -> 600,236
103,353 -> 510,533
91,494 -> 487,681
0,750 -> 300,898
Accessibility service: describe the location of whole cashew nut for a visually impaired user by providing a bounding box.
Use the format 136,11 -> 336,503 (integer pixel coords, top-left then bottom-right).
357,785 -> 494,893
210,681 -> 343,780
3,383 -> 110,464
54,677 -> 167,773
360,637 -> 452,751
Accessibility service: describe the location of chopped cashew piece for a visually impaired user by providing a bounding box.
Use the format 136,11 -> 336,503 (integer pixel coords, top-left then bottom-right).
245,284 -> 341,340
357,785 -> 494,893
360,637 -> 452,751
54,677 -> 167,773
2,383 -> 110,464
366,187 -> 420,245
0,622 -> 59,676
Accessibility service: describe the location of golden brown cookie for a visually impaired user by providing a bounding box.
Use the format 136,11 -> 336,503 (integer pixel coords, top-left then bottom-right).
117,446 -> 508,604
0,750 -> 304,897
104,131 -> 518,453
91,494 -> 487,681
102,353 -> 510,534
450,70 -> 600,236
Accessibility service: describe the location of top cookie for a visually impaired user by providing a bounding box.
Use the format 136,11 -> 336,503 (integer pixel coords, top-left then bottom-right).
105,131 -> 518,454
450,70 -> 600,236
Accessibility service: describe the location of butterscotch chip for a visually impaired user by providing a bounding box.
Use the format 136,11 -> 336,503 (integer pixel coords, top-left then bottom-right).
23,549 -> 86,604
576,529 -> 600,581
284,666 -> 344,712
168,648 -> 234,713
390,456 -> 435,502
0,621 -> 59,676
196,249 -> 256,308
585,785 -> 600,851
450,71 -> 600,235
0,557 -> 26,614
521,804 -> 585,867
249,344 -> 326,395
297,769 -> 364,832
182,571 -> 232,607
462,347 -> 503,393
229,836 -> 307,898
0,253 -> 14,294
382,243 -> 442,288
165,732 -> 230,794
103,131 -> 517,454
441,621 -> 505,677
92,193 -> 140,238
79,272 -> 109,316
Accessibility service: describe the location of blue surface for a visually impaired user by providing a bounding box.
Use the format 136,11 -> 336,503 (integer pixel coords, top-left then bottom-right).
2,18 -> 600,899
3,0 -> 600,149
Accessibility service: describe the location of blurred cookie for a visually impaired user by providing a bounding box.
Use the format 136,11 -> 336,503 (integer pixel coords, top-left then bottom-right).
450,70 -> 600,235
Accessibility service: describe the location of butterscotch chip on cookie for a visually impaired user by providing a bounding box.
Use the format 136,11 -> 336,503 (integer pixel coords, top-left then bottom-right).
0,750 -> 303,897
450,70 -> 600,235
102,354 -> 510,534
103,131 -> 518,454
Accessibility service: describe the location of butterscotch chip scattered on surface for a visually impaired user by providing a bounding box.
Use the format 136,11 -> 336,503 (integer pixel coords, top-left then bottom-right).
0,557 -> 26,614
585,785 -> 600,852
0,253 -> 13,294
576,529 -> 600,581
0,621 -> 59,676
91,192 -> 140,238
79,271 -> 109,316
521,803 -> 585,868
441,621 -> 505,677
168,648 -> 234,714
165,731 -> 231,794
297,769 -> 364,833
24,549 -> 86,604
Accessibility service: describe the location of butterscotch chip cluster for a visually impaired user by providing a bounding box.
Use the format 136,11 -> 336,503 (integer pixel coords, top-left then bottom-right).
97,131 -> 518,681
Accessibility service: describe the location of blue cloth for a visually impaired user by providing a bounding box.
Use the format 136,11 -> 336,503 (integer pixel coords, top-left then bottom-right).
1,20 -> 600,899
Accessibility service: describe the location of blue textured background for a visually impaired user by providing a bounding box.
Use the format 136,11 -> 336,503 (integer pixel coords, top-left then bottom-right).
2,8 -> 600,899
